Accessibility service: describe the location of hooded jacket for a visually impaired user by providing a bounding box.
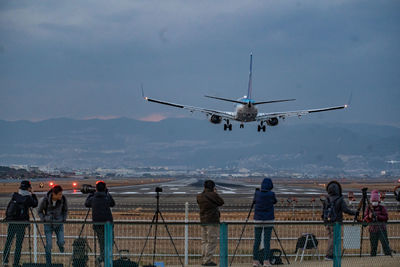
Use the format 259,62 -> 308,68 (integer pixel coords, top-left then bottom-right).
322,181 -> 356,223
364,204 -> 388,233
197,188 -> 224,224
85,191 -> 115,222
38,190 -> 68,223
6,190 -> 38,221
254,178 -> 277,221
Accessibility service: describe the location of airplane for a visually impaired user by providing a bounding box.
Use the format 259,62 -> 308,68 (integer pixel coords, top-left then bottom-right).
142,53 -> 348,132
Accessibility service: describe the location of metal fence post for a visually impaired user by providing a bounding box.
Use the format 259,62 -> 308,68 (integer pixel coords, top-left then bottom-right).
184,202 -> 189,266
105,222 -> 113,267
333,222 -> 342,267
33,223 -> 37,263
220,223 -> 228,267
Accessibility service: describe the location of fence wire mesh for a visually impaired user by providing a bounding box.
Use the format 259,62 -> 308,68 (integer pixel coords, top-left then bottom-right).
1,220 -> 399,267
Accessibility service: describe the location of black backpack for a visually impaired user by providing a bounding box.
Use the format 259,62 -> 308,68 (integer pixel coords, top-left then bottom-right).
295,234 -> 319,252
5,195 -> 26,221
72,238 -> 89,267
323,197 -> 339,223
257,248 -> 283,265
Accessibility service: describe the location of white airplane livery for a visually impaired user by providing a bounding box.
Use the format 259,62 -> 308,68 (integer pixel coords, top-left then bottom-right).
143,54 -> 348,132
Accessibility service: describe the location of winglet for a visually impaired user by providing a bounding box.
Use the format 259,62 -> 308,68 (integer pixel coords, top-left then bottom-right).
346,92 -> 352,108
141,83 -> 148,100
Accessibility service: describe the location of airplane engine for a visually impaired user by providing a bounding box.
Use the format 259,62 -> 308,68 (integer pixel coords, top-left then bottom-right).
266,117 -> 279,126
209,115 -> 222,124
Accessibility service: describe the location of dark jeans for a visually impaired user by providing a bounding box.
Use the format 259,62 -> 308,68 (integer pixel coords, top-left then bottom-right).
93,224 -> 114,262
253,226 -> 273,262
370,230 -> 391,256
44,224 -> 65,265
3,223 -> 28,266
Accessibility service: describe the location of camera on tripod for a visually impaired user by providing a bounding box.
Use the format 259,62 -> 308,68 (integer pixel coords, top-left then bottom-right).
81,184 -> 96,194
155,187 -> 163,193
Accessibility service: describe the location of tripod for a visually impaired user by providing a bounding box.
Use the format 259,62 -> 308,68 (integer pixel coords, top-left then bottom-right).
355,188 -> 392,257
230,189 -> 289,266
137,188 -> 184,267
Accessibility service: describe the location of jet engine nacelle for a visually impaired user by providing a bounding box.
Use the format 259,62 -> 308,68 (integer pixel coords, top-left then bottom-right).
209,115 -> 222,124
266,117 -> 279,126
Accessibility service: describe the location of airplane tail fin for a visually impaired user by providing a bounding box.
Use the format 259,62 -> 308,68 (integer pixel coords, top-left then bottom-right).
247,53 -> 253,99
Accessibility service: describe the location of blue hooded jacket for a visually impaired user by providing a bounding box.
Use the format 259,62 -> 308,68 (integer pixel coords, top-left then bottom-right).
254,178 -> 277,221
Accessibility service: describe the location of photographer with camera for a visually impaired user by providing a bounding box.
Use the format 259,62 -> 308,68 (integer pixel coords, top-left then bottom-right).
197,180 -> 224,266
363,190 -> 391,256
3,180 -> 38,267
322,181 -> 357,261
38,185 -> 68,266
252,178 -> 277,267
85,181 -> 115,265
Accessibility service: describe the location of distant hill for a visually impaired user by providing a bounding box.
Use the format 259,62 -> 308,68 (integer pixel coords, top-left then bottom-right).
0,118 -> 399,173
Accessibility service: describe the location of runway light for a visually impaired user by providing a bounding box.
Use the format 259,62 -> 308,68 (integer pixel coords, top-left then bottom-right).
49,182 -> 54,188
72,182 -> 78,187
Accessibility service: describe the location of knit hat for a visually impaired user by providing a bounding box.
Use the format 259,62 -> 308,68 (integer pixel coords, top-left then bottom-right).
204,180 -> 215,190
20,180 -> 32,190
370,190 -> 380,202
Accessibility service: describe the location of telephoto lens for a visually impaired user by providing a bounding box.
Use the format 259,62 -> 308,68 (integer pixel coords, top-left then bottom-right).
81,184 -> 96,194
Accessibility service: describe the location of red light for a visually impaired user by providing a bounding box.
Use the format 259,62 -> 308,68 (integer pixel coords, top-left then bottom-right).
49,182 -> 54,187
72,182 -> 78,187
398,178 -> 400,183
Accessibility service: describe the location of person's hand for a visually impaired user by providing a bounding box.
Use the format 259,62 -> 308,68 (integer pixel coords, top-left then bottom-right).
369,213 -> 373,219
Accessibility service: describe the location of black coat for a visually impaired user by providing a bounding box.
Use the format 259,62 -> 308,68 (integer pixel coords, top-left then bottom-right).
85,192 -> 115,222
322,181 -> 356,222
7,192 -> 38,221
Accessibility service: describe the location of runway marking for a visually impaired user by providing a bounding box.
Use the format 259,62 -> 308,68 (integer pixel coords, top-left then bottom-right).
172,192 -> 186,194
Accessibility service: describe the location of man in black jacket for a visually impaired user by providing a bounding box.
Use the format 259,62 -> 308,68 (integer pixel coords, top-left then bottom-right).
3,180 -> 38,267
85,181 -> 115,265
322,181 -> 357,260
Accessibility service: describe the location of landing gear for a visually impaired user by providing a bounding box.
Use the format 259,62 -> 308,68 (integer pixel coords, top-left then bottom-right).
257,124 -> 266,132
224,120 -> 232,131
240,124 -> 244,129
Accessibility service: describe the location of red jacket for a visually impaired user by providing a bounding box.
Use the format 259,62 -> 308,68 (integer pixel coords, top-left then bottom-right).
363,204 -> 388,233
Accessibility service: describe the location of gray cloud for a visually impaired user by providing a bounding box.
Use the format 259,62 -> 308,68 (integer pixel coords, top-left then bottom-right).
0,0 -> 399,125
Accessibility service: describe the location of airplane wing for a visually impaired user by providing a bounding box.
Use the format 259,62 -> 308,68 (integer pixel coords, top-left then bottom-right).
256,104 -> 348,121
144,96 -> 236,120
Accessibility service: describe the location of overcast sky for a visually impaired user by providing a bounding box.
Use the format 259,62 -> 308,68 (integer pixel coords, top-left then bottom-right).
0,0 -> 399,125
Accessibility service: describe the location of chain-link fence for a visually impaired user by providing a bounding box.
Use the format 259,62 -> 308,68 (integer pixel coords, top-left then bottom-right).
0,220 -> 399,267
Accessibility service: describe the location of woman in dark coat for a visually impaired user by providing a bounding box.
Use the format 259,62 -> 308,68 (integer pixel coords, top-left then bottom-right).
253,178 -> 277,267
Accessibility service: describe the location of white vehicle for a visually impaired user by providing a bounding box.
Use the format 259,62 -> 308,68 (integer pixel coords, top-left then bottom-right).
143,54 -> 348,132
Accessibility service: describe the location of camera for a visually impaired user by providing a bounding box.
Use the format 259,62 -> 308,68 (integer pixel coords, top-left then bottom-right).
81,184 -> 96,194
155,187 -> 163,193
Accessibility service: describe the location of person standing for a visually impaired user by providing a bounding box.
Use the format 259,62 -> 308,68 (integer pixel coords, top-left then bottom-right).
38,185 -> 68,266
322,180 -> 357,260
252,178 -> 277,267
364,190 -> 391,256
3,180 -> 38,267
85,181 -> 115,265
197,180 -> 224,266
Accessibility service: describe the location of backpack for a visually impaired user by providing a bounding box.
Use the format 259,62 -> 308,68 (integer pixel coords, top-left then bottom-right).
5,195 -> 26,221
72,238 -> 89,267
323,197 -> 339,223
295,234 -> 319,252
256,248 -> 283,265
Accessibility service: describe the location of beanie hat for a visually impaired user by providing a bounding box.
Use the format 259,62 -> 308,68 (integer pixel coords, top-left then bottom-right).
204,180 -> 215,190
96,181 -> 106,192
370,190 -> 380,202
20,180 -> 32,190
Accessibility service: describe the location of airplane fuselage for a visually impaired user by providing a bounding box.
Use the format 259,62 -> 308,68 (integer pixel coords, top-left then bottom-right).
235,99 -> 258,122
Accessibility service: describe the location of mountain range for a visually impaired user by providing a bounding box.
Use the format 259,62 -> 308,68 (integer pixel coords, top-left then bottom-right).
0,118 -> 399,174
